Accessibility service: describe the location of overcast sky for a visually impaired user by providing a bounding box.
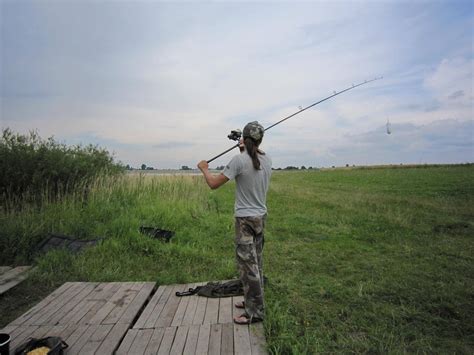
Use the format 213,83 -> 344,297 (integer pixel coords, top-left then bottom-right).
1,0 -> 473,168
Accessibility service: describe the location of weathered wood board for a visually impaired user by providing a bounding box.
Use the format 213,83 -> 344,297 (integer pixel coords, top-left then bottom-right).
1,281 -> 267,354
0,265 -> 34,295
1,282 -> 154,354
124,282 -> 267,354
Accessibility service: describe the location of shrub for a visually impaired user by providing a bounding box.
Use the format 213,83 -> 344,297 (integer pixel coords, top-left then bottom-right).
0,128 -> 124,203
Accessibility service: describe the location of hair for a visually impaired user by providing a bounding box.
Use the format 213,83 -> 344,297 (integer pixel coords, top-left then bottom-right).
244,137 -> 265,170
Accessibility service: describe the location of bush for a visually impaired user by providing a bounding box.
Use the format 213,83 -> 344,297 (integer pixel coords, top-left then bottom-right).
0,128 -> 124,202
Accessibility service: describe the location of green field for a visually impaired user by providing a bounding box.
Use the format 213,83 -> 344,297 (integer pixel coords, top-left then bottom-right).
1,166 -> 473,353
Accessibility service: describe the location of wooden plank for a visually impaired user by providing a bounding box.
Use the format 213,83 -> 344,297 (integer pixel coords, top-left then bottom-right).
65,299 -> 97,325
182,324 -> 200,354
155,284 -> 187,328
171,283 -> 196,326
73,283 -> 121,325
79,324 -> 114,355
42,324 -> 68,338
96,323 -> 130,355
9,282 -> 75,326
234,323 -> 252,355
63,324 -> 89,349
157,326 -> 177,355
86,282 -> 115,300
27,282 -> 88,325
9,325 -> 36,345
116,328 -> 139,354
93,282 -> 123,300
181,281 -> 207,325
88,282 -> 135,325
195,323 -> 210,354
208,323 -> 222,355
72,283 -> 121,325
67,324 -> 100,355
25,282 -> 89,325
144,327 -> 166,355
119,282 -> 155,324
181,293 -> 199,325
103,282 -> 141,324
221,322 -> 234,355
0,266 -> 12,274
51,283 -> 99,325
192,296 -> 208,325
29,325 -> 54,339
142,285 -> 173,329
0,266 -> 31,283
128,328 -> 153,355
0,266 -> 33,295
218,297 -> 233,324
82,283 -> 122,325
0,324 -> 18,334
170,325 -> 189,354
133,285 -> 167,329
203,297 -> 219,324
249,322 -> 267,354
10,326 -> 39,351
57,324 -> 80,341
8,324 -> 28,339
8,325 -> 29,348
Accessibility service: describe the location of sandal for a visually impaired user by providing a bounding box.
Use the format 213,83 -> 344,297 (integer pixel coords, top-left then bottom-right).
233,313 -> 263,325
234,301 -> 245,309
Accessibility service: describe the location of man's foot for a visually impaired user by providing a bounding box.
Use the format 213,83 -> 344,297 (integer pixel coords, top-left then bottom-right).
233,313 -> 262,325
234,301 -> 245,309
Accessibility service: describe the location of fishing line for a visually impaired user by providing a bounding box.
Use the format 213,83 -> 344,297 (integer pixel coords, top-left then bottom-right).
207,76 -> 383,163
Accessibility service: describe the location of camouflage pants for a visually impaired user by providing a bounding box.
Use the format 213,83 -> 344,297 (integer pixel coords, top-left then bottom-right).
235,215 -> 266,321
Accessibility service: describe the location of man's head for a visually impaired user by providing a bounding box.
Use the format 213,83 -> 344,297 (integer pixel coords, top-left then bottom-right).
242,121 -> 265,169
243,121 -> 264,142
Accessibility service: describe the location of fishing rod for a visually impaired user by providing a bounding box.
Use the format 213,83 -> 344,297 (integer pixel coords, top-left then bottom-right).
207,76 -> 383,163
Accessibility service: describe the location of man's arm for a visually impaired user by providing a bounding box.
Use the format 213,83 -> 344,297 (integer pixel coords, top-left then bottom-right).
197,160 -> 229,189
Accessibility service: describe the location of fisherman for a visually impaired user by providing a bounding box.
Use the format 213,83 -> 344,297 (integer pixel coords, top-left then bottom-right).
197,121 -> 272,324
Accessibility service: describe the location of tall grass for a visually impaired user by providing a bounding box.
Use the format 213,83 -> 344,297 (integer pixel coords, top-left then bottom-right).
0,128 -> 123,207
1,166 -> 473,353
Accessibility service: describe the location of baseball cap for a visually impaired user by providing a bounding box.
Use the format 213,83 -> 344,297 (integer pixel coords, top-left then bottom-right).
243,121 -> 264,141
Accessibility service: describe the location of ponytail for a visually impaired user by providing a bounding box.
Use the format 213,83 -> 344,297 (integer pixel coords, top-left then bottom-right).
244,137 -> 264,170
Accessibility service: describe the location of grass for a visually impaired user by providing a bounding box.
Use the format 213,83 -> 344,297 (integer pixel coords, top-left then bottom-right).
1,166 -> 473,353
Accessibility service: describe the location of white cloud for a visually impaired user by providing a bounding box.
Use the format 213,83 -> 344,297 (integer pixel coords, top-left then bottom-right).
424,56 -> 473,109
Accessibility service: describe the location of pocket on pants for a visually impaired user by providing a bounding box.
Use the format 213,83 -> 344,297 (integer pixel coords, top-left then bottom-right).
235,244 -> 256,263
235,218 -> 254,245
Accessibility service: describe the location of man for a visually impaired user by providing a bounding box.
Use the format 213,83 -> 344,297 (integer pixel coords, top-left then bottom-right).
197,121 -> 272,324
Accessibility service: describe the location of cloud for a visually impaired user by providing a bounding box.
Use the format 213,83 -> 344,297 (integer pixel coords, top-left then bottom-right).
152,141 -> 195,149
448,90 -> 465,100
424,57 -> 473,108
323,119 -> 473,167
1,1 -> 473,168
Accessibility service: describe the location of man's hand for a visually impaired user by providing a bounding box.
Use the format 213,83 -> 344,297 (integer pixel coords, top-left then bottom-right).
197,160 -> 209,172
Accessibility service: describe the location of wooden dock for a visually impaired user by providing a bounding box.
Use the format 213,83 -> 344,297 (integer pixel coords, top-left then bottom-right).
1,282 -> 266,354
0,266 -> 34,295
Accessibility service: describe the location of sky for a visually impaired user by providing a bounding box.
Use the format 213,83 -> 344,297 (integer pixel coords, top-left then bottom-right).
1,0 -> 473,169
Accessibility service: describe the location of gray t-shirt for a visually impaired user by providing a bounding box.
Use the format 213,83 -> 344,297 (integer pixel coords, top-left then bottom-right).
223,151 -> 272,217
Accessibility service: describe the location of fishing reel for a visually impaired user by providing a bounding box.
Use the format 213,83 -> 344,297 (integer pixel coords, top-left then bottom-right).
227,129 -> 242,141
